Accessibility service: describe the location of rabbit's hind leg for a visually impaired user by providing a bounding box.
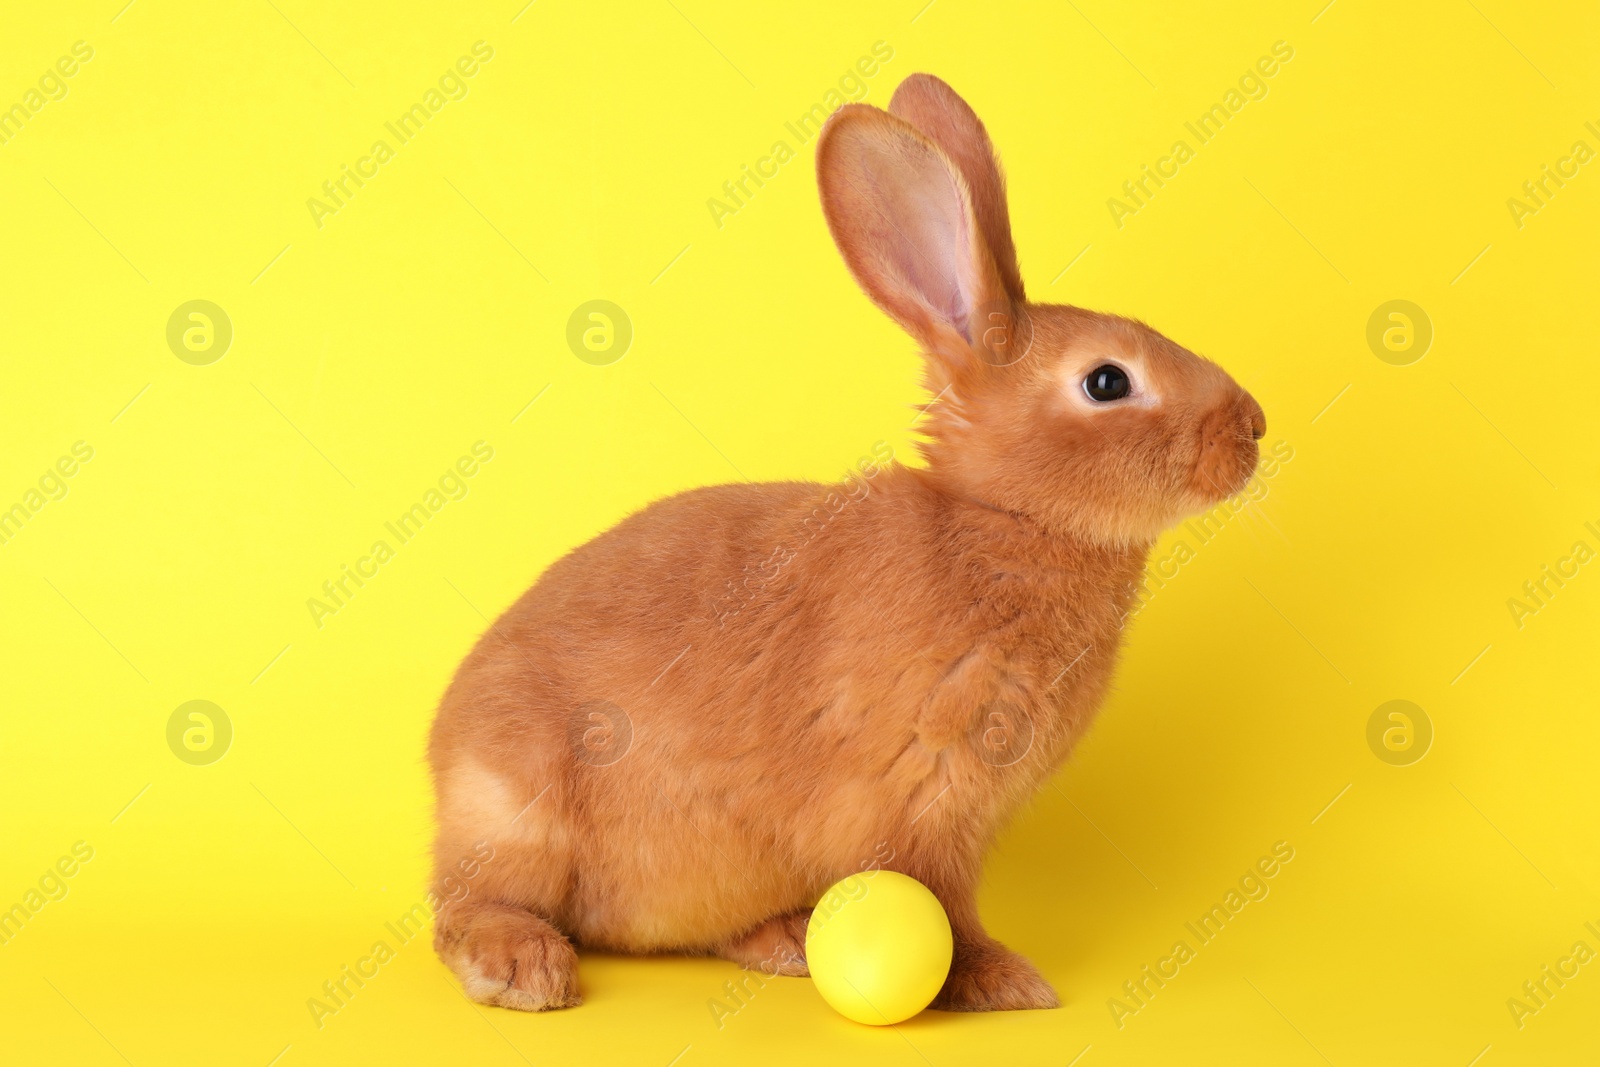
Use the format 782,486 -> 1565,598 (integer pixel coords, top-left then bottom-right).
435,899 -> 580,1011
431,754 -> 581,1010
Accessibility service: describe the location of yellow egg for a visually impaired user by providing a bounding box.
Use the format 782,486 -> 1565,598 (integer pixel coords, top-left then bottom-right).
805,870 -> 953,1025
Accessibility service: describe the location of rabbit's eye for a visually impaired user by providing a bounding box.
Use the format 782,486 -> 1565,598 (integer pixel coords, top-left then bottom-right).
1083,365 -> 1130,402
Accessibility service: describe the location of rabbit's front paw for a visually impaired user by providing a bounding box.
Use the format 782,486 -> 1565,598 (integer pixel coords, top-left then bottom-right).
931,940 -> 1059,1012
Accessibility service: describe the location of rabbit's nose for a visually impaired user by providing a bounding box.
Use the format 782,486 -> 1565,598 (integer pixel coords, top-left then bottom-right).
1243,394 -> 1266,440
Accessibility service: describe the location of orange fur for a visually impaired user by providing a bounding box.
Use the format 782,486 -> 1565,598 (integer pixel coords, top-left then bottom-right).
429,74 -> 1265,1013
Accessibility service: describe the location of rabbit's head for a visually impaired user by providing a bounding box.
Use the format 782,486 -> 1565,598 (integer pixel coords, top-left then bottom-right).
818,75 -> 1265,546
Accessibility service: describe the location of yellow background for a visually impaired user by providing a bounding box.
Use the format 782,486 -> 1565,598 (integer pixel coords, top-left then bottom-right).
3,1 -> 1597,1063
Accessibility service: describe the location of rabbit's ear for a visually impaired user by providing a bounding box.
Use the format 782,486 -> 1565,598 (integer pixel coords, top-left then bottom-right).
889,74 -> 1024,305
817,103 -> 1016,387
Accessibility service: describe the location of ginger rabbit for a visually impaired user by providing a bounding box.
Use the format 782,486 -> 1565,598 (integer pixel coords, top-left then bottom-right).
429,73 -> 1265,1012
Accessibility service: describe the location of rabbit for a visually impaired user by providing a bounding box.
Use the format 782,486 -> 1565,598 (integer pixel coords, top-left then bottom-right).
428,72 -> 1266,1013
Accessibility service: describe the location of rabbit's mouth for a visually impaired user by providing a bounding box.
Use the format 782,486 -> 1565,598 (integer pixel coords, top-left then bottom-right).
1189,397 -> 1264,503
